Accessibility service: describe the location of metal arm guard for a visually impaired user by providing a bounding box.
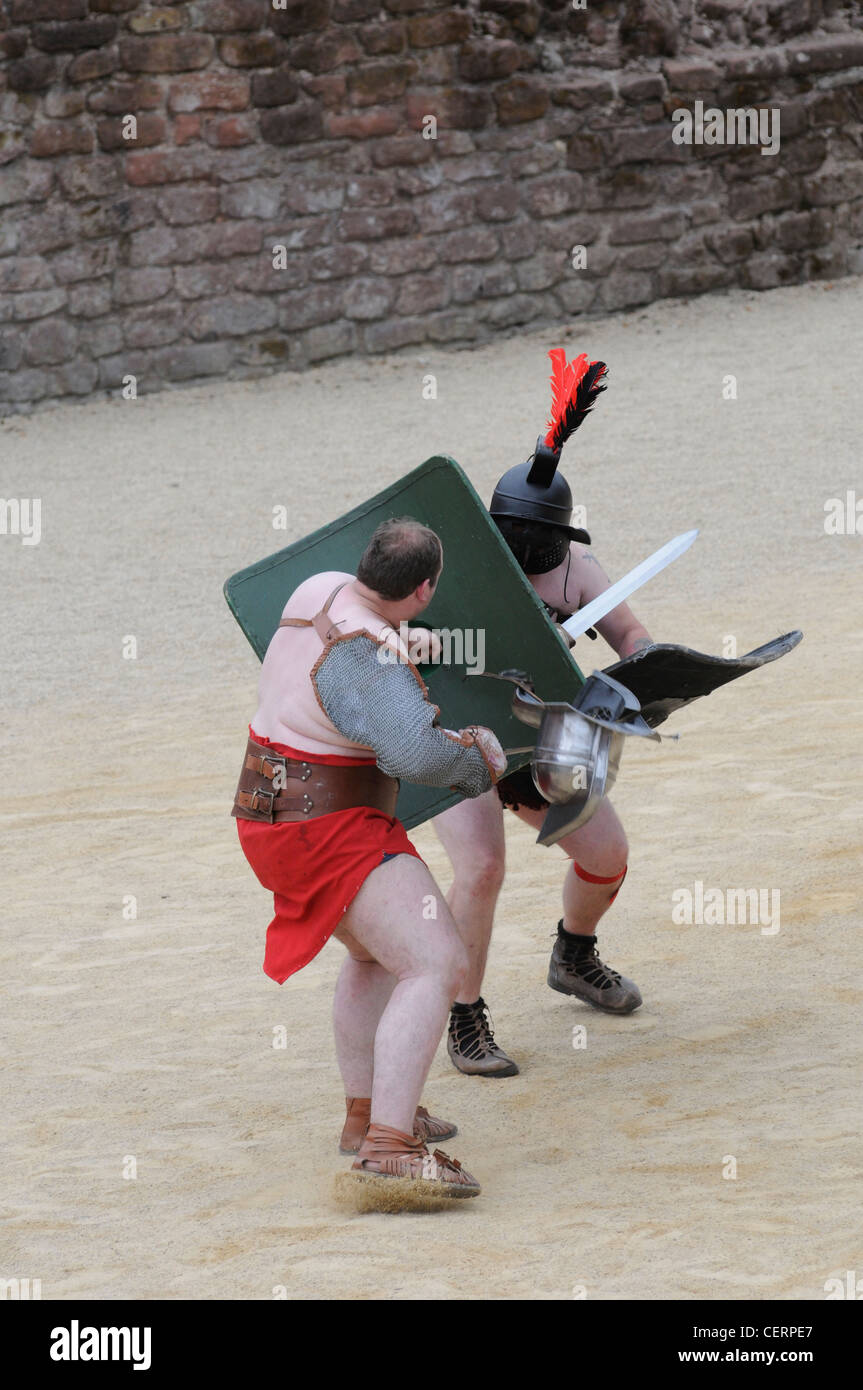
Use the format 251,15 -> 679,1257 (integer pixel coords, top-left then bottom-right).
313,634 -> 493,797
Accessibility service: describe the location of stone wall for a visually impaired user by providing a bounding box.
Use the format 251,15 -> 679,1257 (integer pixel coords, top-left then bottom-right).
1,0 -> 862,414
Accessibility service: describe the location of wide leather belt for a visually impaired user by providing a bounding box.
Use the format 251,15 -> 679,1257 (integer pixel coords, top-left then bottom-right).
232,737 -> 398,823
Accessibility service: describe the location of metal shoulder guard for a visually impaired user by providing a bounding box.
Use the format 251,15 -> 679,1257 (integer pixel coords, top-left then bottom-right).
312,634 -> 493,796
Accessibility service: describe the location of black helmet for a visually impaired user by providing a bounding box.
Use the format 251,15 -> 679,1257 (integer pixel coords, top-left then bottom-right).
490,351 -> 608,569
490,439 -> 591,544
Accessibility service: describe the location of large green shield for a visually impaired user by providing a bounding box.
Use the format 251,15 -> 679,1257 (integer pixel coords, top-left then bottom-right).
224,456 -> 584,830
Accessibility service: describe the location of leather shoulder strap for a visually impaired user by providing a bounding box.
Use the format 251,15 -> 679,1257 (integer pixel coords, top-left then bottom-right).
321,582 -> 348,614
278,581 -> 349,638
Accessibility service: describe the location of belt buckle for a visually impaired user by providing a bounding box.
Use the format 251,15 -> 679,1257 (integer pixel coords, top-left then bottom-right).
261,754 -> 286,781
252,788 -> 275,820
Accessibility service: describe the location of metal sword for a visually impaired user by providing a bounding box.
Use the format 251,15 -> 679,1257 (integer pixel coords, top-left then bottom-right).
561,529 -> 699,641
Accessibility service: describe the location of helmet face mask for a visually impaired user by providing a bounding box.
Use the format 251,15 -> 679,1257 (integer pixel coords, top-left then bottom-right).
495,517 -> 571,574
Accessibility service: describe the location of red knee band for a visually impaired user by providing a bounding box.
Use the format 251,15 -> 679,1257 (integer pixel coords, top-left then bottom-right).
573,861 -> 627,903
573,861 -> 627,886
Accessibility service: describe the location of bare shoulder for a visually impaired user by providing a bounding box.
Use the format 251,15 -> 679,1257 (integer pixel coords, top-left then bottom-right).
280,570 -> 354,620
569,542 -> 611,582
287,574 -> 407,657
529,542 -> 609,616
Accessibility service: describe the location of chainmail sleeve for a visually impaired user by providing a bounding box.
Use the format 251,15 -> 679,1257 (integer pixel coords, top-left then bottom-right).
311,633 -> 494,797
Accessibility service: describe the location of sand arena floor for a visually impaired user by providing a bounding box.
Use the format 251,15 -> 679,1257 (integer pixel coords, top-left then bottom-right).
2,277 -> 862,1300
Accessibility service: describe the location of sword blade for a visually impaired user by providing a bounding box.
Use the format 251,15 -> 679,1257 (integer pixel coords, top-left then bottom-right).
561,529 -> 699,640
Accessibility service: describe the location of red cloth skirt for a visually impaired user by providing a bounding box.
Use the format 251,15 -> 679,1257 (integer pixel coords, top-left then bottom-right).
236,728 -> 423,984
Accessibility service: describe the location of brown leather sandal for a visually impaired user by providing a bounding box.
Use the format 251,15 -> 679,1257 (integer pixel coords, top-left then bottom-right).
415,1104 -> 459,1146
338,1098 -> 458,1154
348,1122 -> 481,1197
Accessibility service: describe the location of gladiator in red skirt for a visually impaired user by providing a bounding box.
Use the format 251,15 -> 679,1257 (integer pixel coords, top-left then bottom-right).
236,728 -> 423,984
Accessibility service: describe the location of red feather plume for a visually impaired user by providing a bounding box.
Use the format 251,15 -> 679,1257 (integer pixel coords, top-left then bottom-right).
543,349 -> 608,453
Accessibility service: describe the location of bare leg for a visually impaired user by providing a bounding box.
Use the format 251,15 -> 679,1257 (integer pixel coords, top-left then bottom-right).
515,797 -> 639,1012
433,788 -> 505,1003
330,946 -> 396,1099
337,854 -> 467,1135
514,795 -> 628,936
